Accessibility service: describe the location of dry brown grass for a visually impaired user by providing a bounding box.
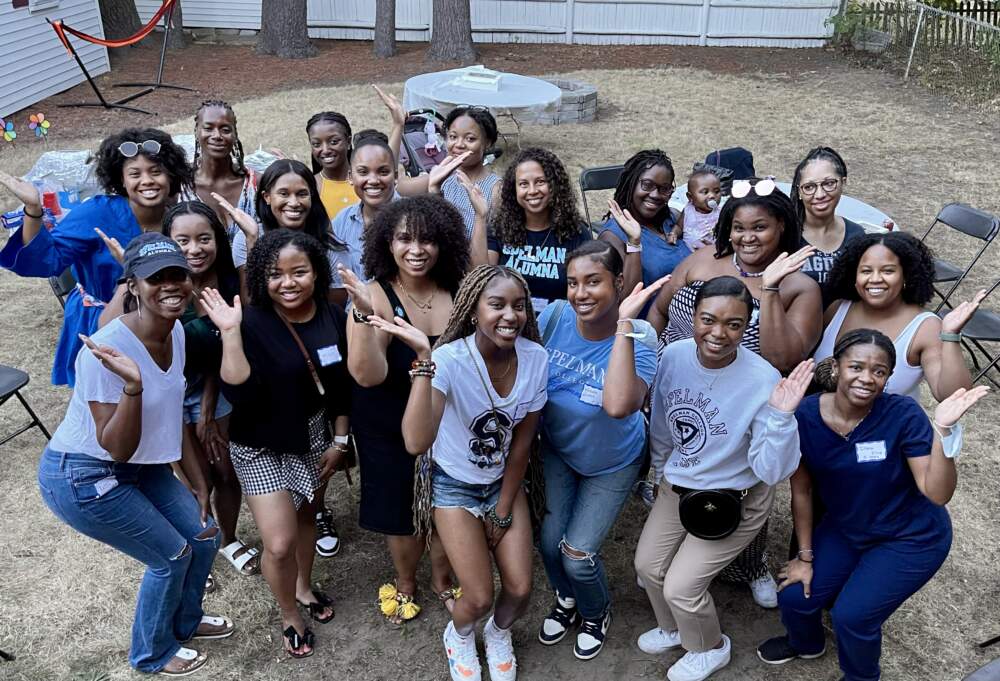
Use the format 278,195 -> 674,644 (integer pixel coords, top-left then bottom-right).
1,64 -> 999,681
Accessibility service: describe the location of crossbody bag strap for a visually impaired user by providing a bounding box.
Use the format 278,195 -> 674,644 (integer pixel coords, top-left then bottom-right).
541,299 -> 567,346
277,312 -> 326,396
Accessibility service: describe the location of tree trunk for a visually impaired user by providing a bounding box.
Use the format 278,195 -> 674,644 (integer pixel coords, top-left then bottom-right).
428,0 -> 478,63
257,0 -> 317,59
166,0 -> 188,50
374,0 -> 398,58
98,0 -> 141,41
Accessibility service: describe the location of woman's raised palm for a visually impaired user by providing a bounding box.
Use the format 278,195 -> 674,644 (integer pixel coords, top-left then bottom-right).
200,288 -> 242,332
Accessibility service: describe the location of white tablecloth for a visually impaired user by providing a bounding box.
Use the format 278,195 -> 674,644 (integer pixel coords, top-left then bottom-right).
402,66 -> 562,123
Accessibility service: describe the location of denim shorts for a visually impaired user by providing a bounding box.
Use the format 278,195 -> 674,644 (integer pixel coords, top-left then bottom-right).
182,390 -> 232,425
431,464 -> 502,519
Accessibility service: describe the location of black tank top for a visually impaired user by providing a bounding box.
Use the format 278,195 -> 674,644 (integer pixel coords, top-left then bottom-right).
350,279 -> 442,440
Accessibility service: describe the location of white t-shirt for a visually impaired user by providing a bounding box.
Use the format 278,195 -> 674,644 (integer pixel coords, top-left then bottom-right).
49,318 -> 186,464
430,334 -> 548,484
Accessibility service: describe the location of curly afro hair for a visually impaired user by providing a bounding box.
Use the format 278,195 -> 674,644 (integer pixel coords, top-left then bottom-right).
825,231 -> 935,307
362,195 -> 469,294
713,181 -> 802,260
246,229 -> 332,308
490,147 -> 584,248
95,127 -> 192,197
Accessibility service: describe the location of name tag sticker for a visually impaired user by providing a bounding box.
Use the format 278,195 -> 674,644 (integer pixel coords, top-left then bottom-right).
317,345 -> 342,367
580,384 -> 603,406
856,440 -> 887,463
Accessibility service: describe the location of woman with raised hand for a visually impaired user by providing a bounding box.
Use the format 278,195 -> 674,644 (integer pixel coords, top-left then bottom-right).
484,147 -> 591,316
0,128 -> 191,386
38,233 -> 233,677
757,329 -> 988,681
628,275 -> 809,681
367,265 -> 549,681
817,231 -> 982,402
186,100 -> 258,247
536,240 -> 666,660
339,195 -> 468,623
789,147 -> 865,309
646,177 -> 823,608
599,149 -> 690,296
201,229 -> 351,659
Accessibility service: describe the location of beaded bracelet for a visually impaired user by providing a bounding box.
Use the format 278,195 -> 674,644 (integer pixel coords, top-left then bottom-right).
409,359 -> 436,381
487,505 -> 513,528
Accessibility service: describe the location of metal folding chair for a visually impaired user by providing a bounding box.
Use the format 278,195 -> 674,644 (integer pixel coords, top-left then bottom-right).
0,365 -> 51,447
919,203 -> 999,313
943,276 -> 1000,389
48,268 -> 76,309
578,164 -> 624,233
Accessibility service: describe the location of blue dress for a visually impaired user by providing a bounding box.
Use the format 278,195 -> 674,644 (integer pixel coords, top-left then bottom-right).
0,195 -> 141,386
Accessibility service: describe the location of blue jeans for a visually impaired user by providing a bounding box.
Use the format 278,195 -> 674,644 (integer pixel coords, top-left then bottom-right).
539,450 -> 641,619
778,520 -> 951,681
37,448 -> 219,672
431,464 -> 503,519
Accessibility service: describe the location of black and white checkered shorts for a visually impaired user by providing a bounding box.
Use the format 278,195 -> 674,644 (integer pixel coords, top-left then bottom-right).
230,410 -> 331,509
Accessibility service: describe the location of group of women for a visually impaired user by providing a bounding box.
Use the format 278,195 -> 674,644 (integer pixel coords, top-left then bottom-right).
0,90 -> 989,681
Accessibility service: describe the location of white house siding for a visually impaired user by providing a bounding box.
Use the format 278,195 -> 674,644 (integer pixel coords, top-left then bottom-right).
133,0 -> 837,47
136,0 -> 262,29
1,0 -> 109,118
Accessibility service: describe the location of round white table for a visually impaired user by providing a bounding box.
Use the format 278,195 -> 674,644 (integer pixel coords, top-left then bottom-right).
402,66 -> 562,141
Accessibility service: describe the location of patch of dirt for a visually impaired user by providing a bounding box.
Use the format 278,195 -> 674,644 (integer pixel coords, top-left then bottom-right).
20,39 -> 847,140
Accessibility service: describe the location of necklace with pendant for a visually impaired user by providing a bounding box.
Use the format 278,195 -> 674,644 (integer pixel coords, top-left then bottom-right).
395,278 -> 434,313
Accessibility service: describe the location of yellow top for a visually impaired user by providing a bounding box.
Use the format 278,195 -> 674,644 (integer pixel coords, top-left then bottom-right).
319,176 -> 360,219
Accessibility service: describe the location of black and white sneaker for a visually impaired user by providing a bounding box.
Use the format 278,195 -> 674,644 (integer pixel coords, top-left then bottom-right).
756,635 -> 825,665
314,507 -> 341,557
538,593 -> 579,645
574,610 -> 611,660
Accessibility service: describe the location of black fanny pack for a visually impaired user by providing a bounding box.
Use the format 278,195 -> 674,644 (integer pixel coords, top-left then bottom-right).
672,485 -> 747,540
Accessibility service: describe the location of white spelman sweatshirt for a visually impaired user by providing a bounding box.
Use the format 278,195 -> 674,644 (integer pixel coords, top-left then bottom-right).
650,339 -> 800,490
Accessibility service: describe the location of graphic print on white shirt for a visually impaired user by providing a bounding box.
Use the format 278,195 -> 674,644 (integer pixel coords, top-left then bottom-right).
468,408 -> 514,469
664,388 -> 729,469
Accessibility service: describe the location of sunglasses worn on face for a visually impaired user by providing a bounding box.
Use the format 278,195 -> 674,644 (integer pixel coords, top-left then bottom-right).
797,178 -> 842,196
731,177 -> 776,199
118,140 -> 162,158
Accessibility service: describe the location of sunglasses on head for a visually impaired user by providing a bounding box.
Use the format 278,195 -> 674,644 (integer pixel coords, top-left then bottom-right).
118,140 -> 162,158
731,176 -> 776,199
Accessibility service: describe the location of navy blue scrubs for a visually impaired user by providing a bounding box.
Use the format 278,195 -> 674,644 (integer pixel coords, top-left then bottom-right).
778,392 -> 952,681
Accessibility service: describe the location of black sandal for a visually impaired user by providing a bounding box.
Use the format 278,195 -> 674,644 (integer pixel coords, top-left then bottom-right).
297,590 -> 335,624
282,625 -> 315,659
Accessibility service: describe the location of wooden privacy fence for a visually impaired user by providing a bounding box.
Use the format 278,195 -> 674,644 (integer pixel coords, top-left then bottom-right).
855,0 -> 1000,47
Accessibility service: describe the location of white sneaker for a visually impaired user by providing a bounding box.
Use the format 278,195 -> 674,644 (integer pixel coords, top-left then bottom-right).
444,620 -> 482,681
666,634 -> 731,681
637,626 -> 682,654
483,616 -> 517,681
750,574 -> 778,609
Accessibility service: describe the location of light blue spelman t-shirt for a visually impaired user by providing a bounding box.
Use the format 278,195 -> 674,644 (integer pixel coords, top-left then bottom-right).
538,303 -> 657,476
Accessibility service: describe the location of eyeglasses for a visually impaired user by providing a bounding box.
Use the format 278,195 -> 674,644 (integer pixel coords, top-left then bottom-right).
455,104 -> 492,113
638,178 -> 674,196
118,140 -> 162,158
796,178 -> 842,196
731,176 -> 776,199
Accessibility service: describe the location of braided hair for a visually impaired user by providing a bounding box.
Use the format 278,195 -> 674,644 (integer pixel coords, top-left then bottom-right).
193,100 -> 247,177
306,111 -> 352,175
490,147 -> 583,249
789,146 -> 847,226
603,149 -> 675,230
814,327 -> 896,392
434,265 -> 541,349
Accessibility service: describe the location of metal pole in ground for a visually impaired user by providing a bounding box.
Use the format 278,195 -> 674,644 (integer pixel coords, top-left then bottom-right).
905,4 -> 926,81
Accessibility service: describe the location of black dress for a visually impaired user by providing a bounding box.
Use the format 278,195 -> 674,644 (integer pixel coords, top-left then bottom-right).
353,280 -> 442,536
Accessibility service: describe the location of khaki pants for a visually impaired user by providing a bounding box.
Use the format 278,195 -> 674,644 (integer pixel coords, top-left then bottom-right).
634,481 -> 775,652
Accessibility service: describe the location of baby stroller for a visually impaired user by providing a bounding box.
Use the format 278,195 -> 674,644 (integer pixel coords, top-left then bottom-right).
398,109 -> 449,178
694,147 -> 756,196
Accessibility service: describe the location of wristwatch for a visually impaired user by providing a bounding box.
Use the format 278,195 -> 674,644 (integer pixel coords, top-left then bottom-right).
626,240 -> 643,253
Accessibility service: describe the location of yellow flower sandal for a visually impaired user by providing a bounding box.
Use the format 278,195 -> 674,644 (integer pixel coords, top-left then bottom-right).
377,582 -> 422,625
438,586 -> 462,614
